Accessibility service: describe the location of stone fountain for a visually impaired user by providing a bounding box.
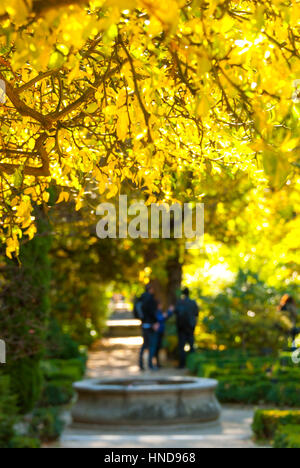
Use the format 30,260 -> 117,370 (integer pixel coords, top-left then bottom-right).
72,376 -> 221,425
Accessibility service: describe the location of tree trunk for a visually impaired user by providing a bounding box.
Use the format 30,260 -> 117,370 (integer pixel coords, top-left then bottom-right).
166,252 -> 183,306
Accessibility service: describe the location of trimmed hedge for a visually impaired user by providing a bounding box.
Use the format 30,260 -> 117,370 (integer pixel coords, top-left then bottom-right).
1,357 -> 85,446
39,380 -> 74,407
8,436 -> 41,449
8,357 -> 43,414
217,380 -> 300,406
45,318 -> 84,361
38,357 -> 86,408
40,358 -> 85,382
29,407 -> 65,442
187,351 -> 297,376
218,379 -> 271,405
273,425 -> 300,449
252,410 -> 300,440
0,376 -> 18,448
188,351 -> 300,406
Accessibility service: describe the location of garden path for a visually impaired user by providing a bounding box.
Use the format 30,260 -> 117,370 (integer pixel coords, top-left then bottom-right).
57,317 -> 265,448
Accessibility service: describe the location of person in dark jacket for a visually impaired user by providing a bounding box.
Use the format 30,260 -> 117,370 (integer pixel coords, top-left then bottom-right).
279,294 -> 299,350
174,287 -> 199,369
138,284 -> 159,371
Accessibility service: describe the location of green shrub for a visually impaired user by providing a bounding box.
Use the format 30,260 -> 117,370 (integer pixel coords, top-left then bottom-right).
40,358 -> 84,382
1,212 -> 51,416
217,379 -> 272,404
0,376 -> 18,448
186,353 -> 201,373
263,383 -> 300,406
201,270 -> 289,353
8,357 -> 43,414
216,378 -> 300,406
45,319 -> 82,360
8,436 -> 41,449
273,425 -> 300,448
188,350 -> 300,406
29,408 -> 65,442
39,380 -> 74,407
187,350 -> 280,376
38,358 -> 85,408
252,410 -> 300,440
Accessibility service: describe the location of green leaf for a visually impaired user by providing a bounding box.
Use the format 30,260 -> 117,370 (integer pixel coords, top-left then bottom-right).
103,24 -> 118,43
263,150 -> 291,189
13,168 -> 23,189
48,51 -> 65,69
86,102 -> 99,114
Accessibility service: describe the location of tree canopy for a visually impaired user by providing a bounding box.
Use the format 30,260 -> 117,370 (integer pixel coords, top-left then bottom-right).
0,0 -> 299,256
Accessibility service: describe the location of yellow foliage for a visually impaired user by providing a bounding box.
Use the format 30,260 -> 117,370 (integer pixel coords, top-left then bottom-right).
56,192 -> 70,204
6,235 -> 20,259
0,0 -> 299,254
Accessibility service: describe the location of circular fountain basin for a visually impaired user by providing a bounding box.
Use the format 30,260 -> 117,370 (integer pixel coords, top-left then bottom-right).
72,376 -> 221,425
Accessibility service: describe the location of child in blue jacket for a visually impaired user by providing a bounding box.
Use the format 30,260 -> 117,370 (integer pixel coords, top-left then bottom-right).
155,304 -> 174,368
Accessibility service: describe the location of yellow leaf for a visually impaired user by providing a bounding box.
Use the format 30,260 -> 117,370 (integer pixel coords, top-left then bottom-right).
197,55 -> 211,76
24,188 -> 33,196
117,110 -> 129,141
56,191 -> 70,204
75,199 -> 83,211
106,184 -> 119,199
117,89 -> 127,109
16,200 -> 31,218
197,96 -> 210,118
146,195 -> 157,205
281,137 -> 299,152
75,189 -> 84,211
146,17 -> 163,37
6,0 -> 30,25
43,192 -> 50,203
28,138 -> 35,150
6,236 -> 19,259
24,224 -> 37,240
219,15 -> 235,34
22,216 -> 32,229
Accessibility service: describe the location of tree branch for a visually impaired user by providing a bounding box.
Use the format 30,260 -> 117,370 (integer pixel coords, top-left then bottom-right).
0,72 -> 53,129
1,60 -> 127,128
0,133 -> 50,177
17,69 -> 61,94
51,61 -> 127,121
119,36 -> 153,143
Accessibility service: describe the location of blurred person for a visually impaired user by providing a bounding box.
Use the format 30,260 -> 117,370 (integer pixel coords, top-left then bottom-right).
279,294 -> 299,350
154,303 -> 174,368
174,287 -> 199,369
136,284 -> 159,371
